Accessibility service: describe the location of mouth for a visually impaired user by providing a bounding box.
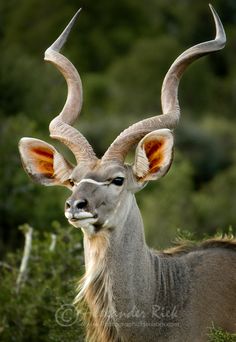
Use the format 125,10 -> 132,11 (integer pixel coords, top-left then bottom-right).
66,211 -> 98,228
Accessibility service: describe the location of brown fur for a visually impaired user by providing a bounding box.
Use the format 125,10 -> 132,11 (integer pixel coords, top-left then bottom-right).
163,235 -> 236,256
75,234 -> 236,341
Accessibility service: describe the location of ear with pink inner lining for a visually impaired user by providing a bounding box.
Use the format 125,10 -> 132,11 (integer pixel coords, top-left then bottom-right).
19,137 -> 73,187
133,129 -> 174,182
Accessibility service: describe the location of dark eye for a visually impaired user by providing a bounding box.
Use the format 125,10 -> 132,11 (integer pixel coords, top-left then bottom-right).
111,177 -> 125,186
69,179 -> 74,187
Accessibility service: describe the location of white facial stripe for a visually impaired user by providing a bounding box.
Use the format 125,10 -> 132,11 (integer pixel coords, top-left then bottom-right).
75,178 -> 110,187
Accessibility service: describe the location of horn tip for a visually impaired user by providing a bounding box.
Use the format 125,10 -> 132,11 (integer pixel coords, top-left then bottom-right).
46,8 -> 82,54
209,3 -> 226,47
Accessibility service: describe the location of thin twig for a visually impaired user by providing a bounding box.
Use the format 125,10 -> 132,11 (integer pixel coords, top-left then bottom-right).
49,233 -> 57,252
16,225 -> 33,293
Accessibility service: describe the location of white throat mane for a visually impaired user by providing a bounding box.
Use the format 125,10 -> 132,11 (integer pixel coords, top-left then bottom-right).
74,231 -> 121,342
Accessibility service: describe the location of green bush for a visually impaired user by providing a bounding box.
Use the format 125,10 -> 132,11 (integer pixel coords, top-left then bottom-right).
208,325 -> 236,342
0,223 -> 85,342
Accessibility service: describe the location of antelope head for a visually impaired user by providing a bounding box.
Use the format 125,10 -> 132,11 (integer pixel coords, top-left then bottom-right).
19,6 -> 225,237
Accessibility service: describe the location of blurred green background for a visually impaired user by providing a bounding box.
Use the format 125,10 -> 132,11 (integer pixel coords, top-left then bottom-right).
1,1 -> 236,341
1,0 -> 236,254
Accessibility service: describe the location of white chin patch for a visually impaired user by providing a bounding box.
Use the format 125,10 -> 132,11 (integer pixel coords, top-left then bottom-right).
69,218 -> 97,236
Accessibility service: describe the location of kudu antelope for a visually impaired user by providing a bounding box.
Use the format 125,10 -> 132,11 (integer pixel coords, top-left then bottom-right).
19,5 -> 236,342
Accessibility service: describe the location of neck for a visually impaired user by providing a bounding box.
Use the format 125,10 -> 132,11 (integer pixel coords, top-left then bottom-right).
75,194 -> 157,341
107,196 -> 155,313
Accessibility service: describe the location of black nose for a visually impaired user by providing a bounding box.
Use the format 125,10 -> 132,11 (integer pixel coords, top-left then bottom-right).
65,198 -> 88,211
75,199 -> 88,210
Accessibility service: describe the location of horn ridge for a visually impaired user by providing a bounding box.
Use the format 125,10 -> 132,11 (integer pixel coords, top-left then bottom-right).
45,9 -> 97,163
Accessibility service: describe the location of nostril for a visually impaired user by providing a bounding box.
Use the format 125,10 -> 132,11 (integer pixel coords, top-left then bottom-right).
65,201 -> 71,210
76,199 -> 88,210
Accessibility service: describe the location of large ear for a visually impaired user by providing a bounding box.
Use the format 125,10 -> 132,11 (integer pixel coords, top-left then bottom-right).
19,137 -> 74,187
132,129 -> 174,181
